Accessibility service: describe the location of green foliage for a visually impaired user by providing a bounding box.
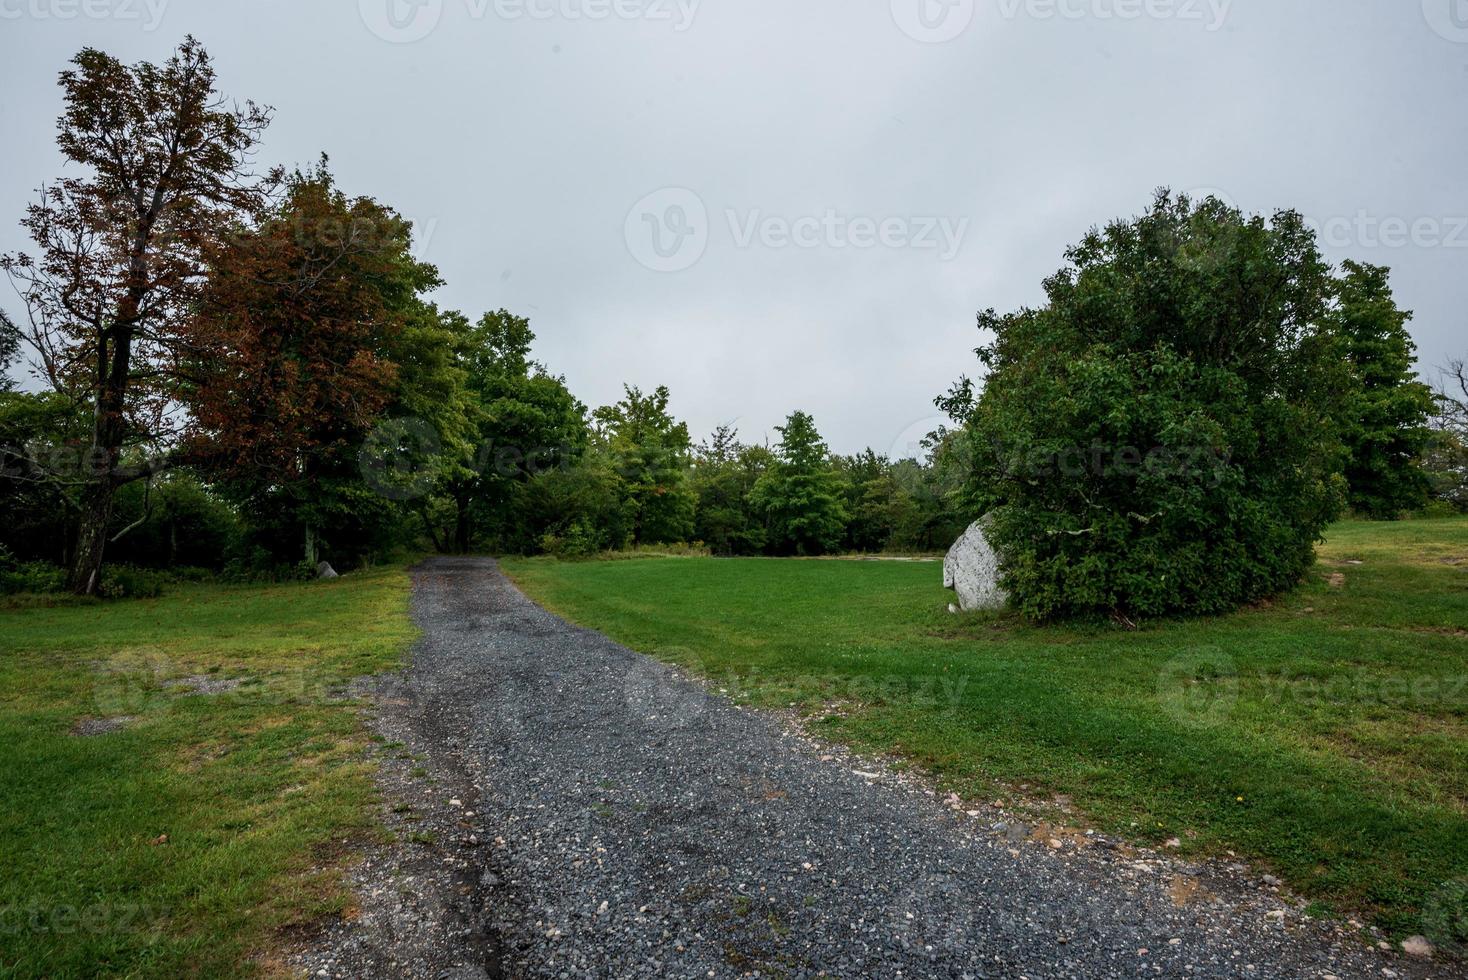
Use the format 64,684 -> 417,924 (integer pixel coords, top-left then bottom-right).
1327,261 -> 1435,519
691,426 -> 770,556
109,473 -> 243,569
891,433 -> 973,551
593,385 -> 696,545
751,411 -> 848,556
0,390 -> 89,564
0,546 -> 66,596
963,192 -> 1349,619
539,519 -> 603,559
1423,429 -> 1468,513
0,310 -> 17,391
1427,362 -> 1468,513
97,564 -> 170,599
836,449 -> 912,553
445,310 -> 587,553
522,449 -> 634,554
201,163 -> 451,569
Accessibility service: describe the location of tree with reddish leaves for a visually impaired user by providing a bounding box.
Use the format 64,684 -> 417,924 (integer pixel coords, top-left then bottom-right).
187,161 -> 452,565
1,38 -> 275,594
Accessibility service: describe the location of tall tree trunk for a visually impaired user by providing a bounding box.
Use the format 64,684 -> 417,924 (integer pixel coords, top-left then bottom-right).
304,523 -> 317,567
68,481 -> 116,596
69,320 -> 133,596
417,503 -> 446,554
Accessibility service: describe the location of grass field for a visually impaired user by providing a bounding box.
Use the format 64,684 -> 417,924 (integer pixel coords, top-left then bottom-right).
504,518 -> 1468,943
0,570 -> 415,978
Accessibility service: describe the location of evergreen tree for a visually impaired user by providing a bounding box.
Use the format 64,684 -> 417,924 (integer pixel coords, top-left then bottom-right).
960,192 -> 1350,619
752,411 -> 847,556
1328,261 -> 1435,518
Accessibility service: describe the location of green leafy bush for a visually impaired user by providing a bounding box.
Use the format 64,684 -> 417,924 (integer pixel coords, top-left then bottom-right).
540,519 -> 602,559
219,547 -> 315,584
963,193 -> 1350,619
0,555 -> 66,596
98,565 -> 170,599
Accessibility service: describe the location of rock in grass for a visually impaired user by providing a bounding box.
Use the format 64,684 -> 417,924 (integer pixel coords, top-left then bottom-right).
317,561 -> 339,580
943,518 -> 1007,612
1401,935 -> 1433,958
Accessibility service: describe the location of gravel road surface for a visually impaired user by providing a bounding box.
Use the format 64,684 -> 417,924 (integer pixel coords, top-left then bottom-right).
300,557 -> 1445,979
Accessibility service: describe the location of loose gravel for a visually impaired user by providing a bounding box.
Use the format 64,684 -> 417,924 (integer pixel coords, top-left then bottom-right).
300,557 -> 1448,979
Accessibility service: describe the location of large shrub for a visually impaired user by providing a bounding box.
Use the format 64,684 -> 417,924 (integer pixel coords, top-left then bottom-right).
963,193 -> 1350,619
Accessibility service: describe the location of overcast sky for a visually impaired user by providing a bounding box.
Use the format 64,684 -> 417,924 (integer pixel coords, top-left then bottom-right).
2,1 -> 1465,456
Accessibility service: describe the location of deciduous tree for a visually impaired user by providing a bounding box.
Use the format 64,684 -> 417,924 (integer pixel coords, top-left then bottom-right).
593,385 -> 695,545
444,310 -> 586,552
960,192 -> 1349,619
691,426 -> 769,555
189,162 -> 444,565
1,38 -> 275,593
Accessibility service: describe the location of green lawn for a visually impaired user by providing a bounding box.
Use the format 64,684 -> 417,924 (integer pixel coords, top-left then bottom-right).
0,570 -> 415,978
504,518 -> 1468,943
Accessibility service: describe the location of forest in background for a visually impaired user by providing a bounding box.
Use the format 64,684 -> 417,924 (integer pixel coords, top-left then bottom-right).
2,38 -> 1466,604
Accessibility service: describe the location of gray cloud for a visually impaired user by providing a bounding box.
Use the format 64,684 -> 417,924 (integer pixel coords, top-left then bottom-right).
2,0 -> 1464,453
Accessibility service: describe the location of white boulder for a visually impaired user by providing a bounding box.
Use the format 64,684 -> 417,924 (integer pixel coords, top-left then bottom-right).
943,518 -> 1007,612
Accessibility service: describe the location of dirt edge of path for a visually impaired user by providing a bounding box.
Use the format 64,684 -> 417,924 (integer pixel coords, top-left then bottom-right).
290,674 -> 506,980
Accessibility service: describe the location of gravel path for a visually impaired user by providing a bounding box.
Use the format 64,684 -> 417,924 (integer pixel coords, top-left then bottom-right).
301,557 -> 1446,979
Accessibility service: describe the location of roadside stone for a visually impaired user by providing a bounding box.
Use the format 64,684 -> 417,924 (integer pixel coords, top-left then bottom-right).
317,561 -> 339,580
942,517 -> 1007,612
1400,935 -> 1433,958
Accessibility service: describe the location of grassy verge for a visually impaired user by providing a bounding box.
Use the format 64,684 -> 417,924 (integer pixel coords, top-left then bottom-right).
0,569 -> 415,978
504,518 -> 1468,943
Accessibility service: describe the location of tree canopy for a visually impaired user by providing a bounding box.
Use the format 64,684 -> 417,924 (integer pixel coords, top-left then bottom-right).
1,37 -> 275,593
1,42 -> 1453,600
1327,261 -> 1435,519
961,192 -> 1352,619
752,411 -> 848,556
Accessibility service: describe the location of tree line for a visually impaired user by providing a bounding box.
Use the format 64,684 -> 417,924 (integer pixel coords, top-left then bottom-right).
1,39 -> 1463,604
0,39 -> 970,594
